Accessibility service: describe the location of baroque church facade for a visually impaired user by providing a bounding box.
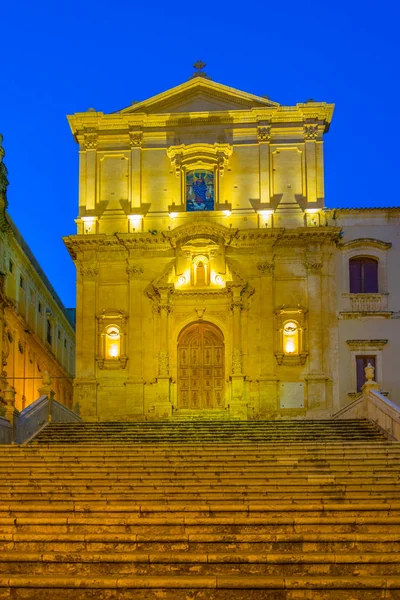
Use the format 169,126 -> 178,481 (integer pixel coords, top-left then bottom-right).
65,68 -> 400,421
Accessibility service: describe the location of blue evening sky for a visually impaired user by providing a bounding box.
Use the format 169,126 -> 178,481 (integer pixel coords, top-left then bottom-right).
1,0 -> 399,309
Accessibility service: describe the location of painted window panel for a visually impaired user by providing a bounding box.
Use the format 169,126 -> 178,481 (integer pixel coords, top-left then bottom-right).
349,257 -> 378,293
186,170 -> 214,212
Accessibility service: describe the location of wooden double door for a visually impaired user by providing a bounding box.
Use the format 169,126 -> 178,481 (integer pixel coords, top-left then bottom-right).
178,322 -> 224,409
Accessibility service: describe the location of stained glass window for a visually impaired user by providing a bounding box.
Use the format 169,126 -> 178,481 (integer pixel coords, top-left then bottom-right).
186,170 -> 214,212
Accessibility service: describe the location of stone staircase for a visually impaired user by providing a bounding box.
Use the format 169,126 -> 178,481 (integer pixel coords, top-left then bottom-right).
0,419 -> 399,598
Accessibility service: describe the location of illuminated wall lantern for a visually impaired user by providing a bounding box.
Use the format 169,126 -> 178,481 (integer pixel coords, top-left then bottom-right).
275,307 -> 308,366
81,216 -> 97,234
169,212 -> 178,219
96,310 -> 128,370
283,321 -> 299,354
105,326 -> 121,359
305,208 -> 321,227
128,214 -> 143,232
258,209 -> 274,228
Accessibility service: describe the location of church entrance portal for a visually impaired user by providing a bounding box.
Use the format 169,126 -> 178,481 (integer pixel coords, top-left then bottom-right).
177,322 -> 225,409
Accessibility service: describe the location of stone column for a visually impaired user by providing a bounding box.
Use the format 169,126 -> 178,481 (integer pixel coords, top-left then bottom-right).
129,131 -> 142,210
258,126 -> 271,205
305,259 -> 328,414
74,263 -> 98,418
257,261 -> 277,413
125,262 -> 144,416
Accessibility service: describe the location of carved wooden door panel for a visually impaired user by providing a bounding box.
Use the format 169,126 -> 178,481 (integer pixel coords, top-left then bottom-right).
178,322 -> 224,409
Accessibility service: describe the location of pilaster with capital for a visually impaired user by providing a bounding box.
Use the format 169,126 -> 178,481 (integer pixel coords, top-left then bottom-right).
257,125 -> 271,205
304,257 -> 328,412
77,262 -> 98,383
81,129 -> 98,211
304,124 -> 319,204
152,285 -> 174,379
257,261 -> 277,412
125,263 -> 144,411
230,293 -> 243,376
129,130 -> 143,210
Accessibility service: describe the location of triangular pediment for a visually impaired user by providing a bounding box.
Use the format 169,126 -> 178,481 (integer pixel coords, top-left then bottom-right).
119,78 -> 279,115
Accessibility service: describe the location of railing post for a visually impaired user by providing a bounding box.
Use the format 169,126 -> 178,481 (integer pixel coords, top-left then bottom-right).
362,362 -> 380,393
4,384 -> 17,443
37,371 -> 56,422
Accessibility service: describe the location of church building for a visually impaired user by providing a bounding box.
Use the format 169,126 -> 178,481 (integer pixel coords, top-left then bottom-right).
65,64 -> 400,421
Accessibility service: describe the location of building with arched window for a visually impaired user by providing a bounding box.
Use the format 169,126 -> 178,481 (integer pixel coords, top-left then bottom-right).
63,72 -> 400,421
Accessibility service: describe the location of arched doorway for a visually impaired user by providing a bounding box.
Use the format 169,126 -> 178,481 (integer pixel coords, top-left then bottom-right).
177,321 -> 225,409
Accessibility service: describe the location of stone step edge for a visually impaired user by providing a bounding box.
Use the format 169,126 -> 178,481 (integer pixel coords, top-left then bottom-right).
2,515 -> 400,525
0,551 -> 399,564
1,532 -> 400,542
1,502 -> 399,512
0,575 -> 399,589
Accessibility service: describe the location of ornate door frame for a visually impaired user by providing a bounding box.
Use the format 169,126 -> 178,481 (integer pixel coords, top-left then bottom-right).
177,321 -> 225,409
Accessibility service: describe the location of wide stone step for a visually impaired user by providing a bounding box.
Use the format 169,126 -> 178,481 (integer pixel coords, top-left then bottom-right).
0,551 -> 399,577
1,531 -> 400,553
0,574 -> 399,600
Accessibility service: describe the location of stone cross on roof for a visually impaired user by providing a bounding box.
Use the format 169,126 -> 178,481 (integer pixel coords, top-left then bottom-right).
190,60 -> 210,79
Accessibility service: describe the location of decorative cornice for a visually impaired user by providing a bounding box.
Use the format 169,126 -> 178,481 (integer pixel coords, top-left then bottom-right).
166,143 -> 232,177
163,221 -> 237,248
346,339 -> 388,350
338,238 -> 392,251
339,312 -> 393,320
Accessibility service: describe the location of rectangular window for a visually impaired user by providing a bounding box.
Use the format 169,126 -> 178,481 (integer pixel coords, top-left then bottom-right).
58,329 -> 61,340
356,355 -> 376,392
8,259 -> 13,273
38,302 -> 42,313
64,338 -> 67,349
47,320 -> 52,345
19,275 -> 24,289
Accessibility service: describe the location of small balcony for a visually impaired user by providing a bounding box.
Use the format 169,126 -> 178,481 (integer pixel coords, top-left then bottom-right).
340,293 -> 391,319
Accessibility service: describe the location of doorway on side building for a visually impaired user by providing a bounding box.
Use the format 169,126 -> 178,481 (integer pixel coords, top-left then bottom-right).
177,321 -> 225,409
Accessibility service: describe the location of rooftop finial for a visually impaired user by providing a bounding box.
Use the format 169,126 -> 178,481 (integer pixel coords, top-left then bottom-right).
190,60 -> 210,80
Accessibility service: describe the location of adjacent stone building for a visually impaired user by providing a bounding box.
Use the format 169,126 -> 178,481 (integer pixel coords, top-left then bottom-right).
0,136 -> 75,412
64,68 -> 400,421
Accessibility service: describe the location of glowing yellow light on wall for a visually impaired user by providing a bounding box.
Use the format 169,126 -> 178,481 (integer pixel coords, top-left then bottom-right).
105,326 -> 121,359
169,212 -> 178,219
223,210 -> 231,217
81,216 -> 97,234
283,321 -> 298,355
128,214 -> 143,231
